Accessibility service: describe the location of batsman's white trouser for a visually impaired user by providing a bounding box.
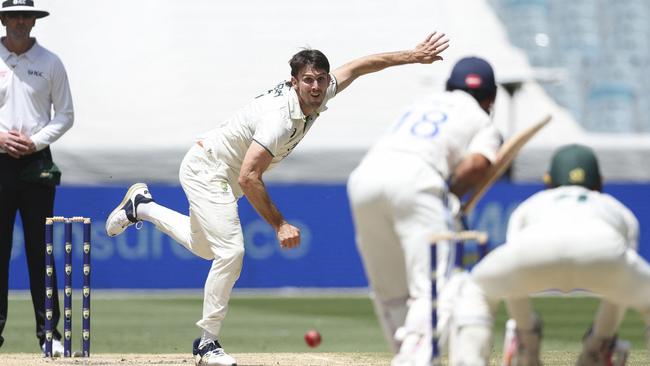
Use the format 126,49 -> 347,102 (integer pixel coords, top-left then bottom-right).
140,144 -> 244,337
348,151 -> 454,361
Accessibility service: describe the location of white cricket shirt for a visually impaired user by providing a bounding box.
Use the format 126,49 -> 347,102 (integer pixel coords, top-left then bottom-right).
0,39 -> 74,152
368,90 -> 500,180
507,185 -> 639,249
199,76 -> 337,197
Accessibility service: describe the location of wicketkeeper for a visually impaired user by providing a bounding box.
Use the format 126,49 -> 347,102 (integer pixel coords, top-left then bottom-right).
451,144 -> 650,366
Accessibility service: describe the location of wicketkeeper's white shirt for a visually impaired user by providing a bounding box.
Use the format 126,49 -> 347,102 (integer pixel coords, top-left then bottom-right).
0,38 -> 74,152
199,76 -> 338,197
507,185 -> 640,249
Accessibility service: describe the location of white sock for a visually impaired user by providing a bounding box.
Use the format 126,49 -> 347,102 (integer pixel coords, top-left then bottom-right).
200,330 -> 218,348
135,201 -> 156,220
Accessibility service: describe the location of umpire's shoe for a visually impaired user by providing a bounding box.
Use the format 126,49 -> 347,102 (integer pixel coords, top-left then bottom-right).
105,183 -> 153,237
41,338 -> 65,357
193,337 -> 237,366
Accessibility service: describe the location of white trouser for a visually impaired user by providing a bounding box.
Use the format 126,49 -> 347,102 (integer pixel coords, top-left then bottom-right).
474,220 -> 650,308
142,144 -> 244,336
453,220 -> 650,365
347,151 -> 453,359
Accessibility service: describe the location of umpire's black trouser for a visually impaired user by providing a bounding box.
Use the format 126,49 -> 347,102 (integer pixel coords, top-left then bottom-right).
0,147 -> 61,347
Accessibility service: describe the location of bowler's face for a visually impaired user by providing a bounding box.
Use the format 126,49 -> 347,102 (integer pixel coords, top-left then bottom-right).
292,65 -> 330,116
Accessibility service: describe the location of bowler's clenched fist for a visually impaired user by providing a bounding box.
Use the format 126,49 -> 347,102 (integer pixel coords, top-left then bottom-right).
277,222 -> 301,249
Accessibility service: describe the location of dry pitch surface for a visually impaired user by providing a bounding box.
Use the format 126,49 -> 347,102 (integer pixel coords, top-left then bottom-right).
0,353 -> 391,366
5,351 -> 650,365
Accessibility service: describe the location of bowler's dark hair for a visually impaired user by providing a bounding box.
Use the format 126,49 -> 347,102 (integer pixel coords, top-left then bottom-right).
289,49 -> 330,77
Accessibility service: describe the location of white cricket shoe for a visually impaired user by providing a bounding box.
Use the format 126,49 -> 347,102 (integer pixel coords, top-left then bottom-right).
41,338 -> 65,357
193,338 -> 237,366
105,183 -> 153,237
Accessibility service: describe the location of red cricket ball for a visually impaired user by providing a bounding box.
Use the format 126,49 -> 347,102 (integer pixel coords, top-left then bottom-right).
304,329 -> 322,348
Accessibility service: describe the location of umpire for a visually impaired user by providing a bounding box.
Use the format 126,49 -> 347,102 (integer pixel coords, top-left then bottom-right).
0,0 -> 73,355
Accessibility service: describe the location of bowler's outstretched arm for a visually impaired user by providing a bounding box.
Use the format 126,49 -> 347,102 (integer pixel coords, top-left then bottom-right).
332,31 -> 449,93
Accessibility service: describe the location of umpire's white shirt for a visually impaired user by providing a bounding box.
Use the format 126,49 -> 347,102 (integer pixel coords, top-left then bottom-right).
199,76 -> 337,198
0,39 -> 74,152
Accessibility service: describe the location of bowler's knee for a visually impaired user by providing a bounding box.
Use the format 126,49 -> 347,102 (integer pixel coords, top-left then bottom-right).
216,245 -> 245,266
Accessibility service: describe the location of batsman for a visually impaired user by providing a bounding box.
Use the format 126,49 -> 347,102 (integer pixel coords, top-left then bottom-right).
347,56 -> 502,366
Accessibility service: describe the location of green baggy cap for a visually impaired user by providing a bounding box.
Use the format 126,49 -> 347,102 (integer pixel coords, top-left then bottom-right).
545,144 -> 601,190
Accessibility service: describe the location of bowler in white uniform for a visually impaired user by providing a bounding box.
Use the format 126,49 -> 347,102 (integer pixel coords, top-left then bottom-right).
105,33 -> 449,366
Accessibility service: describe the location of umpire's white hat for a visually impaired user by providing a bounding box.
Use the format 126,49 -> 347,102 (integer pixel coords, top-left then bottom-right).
0,0 -> 49,19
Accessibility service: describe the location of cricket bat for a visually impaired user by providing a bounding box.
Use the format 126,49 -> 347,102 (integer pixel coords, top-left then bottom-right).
461,114 -> 552,215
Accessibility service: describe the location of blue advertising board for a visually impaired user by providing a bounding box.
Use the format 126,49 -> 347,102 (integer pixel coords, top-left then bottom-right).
7,182 -> 650,289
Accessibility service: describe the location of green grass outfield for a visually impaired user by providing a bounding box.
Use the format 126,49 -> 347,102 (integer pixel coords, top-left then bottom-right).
2,292 -> 649,364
